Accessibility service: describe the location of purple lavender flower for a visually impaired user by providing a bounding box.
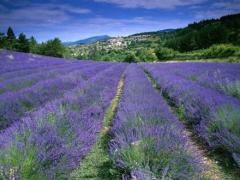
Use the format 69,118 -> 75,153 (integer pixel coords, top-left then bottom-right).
110,65 -> 201,179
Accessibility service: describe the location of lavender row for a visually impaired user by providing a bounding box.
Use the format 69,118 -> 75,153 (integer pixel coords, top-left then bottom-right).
0,51 -> 69,74
109,65 -> 201,179
0,64 -> 110,130
0,62 -> 94,94
0,57 -> 95,82
0,64 -> 126,179
0,61 -> 80,82
0,50 -> 67,65
153,63 -> 240,99
144,64 -> 240,167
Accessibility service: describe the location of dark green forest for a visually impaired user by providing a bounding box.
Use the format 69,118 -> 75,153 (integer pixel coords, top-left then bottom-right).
164,13 -> 240,52
1,13 -> 240,62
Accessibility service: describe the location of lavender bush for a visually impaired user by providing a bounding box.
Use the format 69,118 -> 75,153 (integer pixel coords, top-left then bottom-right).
109,65 -> 201,179
0,63 -> 94,94
0,64 -> 110,130
144,63 -> 240,167
0,64 -> 127,179
154,62 -> 240,99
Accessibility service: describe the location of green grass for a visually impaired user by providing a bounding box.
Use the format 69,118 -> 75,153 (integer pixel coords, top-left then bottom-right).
0,129 -> 45,180
187,75 -> 198,81
70,78 -> 124,180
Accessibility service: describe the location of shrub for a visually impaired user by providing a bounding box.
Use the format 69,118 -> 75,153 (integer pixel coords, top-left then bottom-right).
155,47 -> 176,60
124,52 -> 138,63
203,44 -> 240,58
136,48 -> 158,62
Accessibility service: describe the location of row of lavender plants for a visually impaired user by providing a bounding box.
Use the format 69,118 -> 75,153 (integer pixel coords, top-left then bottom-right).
0,55 -> 93,82
0,62 -> 67,82
109,65 -> 201,179
144,64 -> 240,167
0,51 -> 69,75
0,63 -> 127,179
156,63 -> 240,99
0,62 -> 94,94
0,63 -> 111,130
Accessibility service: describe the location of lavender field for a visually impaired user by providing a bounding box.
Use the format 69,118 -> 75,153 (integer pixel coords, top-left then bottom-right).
0,50 -> 240,180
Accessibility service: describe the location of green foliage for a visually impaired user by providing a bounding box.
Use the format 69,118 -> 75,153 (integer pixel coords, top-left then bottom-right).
0,27 -> 31,53
0,130 -> 45,180
5,27 -> 17,50
118,140 -> 150,170
164,44 -> 240,61
155,47 -> 176,60
0,33 -> 8,49
7,27 -> 16,41
1,27 -> 67,58
136,48 -> 158,62
29,36 -> 38,54
203,44 -> 240,58
17,33 -> 30,53
38,38 -> 66,58
124,52 -> 138,63
165,14 -> 240,52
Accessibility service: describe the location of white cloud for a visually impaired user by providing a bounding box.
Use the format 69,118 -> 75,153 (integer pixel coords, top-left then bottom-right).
195,9 -> 238,19
0,3 -> 91,28
194,0 -> 240,19
50,4 -> 91,14
212,1 -> 240,10
93,0 -> 207,9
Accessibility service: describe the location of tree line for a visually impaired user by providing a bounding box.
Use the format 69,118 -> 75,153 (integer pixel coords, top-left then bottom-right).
0,27 -> 66,58
164,13 -> 240,52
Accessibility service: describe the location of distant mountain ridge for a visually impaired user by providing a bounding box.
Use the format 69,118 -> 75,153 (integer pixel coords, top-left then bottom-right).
64,35 -> 111,46
64,29 -> 177,46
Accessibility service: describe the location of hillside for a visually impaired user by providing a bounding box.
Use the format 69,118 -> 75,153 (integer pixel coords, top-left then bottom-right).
68,13 -> 240,62
164,13 -> 240,52
63,35 -> 111,46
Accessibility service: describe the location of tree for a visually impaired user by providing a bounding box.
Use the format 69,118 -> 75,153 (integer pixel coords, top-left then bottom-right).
29,36 -> 38,53
155,47 -> 176,60
6,27 -> 17,50
7,27 -> 16,41
39,38 -> 65,57
136,48 -> 158,62
124,52 -> 137,63
17,33 -> 30,52
0,32 -> 4,40
0,32 -> 8,49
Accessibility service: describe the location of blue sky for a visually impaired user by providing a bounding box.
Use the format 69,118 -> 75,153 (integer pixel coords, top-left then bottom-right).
0,0 -> 239,42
